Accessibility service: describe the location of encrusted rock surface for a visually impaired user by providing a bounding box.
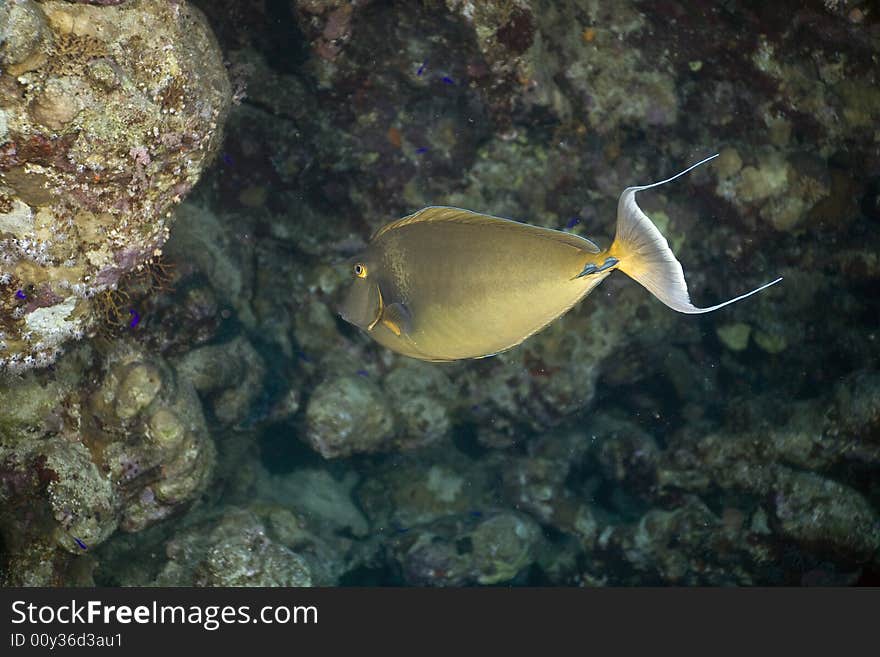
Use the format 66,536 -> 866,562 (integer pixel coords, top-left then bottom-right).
0,0 -> 231,372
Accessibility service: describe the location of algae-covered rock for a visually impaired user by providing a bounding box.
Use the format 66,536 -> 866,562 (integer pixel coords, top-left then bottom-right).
716,322 -> 752,352
357,444 -> 493,531
592,497 -> 766,585
176,335 -> 267,426
0,0 -> 50,72
156,507 -> 313,587
115,362 -> 163,420
753,329 -> 788,354
96,342 -> 215,533
305,375 -> 394,458
501,429 -> 592,529
384,361 -> 457,449
392,511 -> 542,586
834,370 -> 880,437
0,338 -> 215,584
770,470 -> 880,563
0,0 -> 231,372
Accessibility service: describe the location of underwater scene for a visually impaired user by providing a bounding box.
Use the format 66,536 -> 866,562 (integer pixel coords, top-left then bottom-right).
0,0 -> 878,587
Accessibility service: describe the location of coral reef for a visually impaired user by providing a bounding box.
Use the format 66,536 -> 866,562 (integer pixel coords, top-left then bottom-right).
391,511 -> 543,586
154,507 -> 313,587
0,338 -> 215,585
0,0 -> 231,372
2,0 -> 879,587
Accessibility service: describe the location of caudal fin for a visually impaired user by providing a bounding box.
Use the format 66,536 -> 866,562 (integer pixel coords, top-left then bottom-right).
609,154 -> 782,314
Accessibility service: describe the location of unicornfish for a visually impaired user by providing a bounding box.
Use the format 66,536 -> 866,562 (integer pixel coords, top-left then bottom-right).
337,154 -> 782,362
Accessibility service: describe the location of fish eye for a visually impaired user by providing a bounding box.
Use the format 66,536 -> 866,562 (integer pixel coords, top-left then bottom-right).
354,263 -> 368,278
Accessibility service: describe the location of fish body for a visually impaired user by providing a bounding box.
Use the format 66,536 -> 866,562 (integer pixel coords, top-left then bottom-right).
352,207 -> 610,361
338,155 -> 782,362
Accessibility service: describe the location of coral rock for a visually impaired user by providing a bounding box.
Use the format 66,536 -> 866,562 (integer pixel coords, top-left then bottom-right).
0,0 -> 231,372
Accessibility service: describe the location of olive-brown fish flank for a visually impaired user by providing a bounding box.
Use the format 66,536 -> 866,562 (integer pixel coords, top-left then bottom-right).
358,207 -> 607,361
337,156 -> 782,362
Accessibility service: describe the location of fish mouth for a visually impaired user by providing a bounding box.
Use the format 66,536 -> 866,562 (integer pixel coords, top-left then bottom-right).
337,303 -> 368,328
337,282 -> 383,331
336,298 -> 358,326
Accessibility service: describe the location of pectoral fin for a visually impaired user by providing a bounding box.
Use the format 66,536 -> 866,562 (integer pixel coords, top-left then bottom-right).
382,302 -> 413,337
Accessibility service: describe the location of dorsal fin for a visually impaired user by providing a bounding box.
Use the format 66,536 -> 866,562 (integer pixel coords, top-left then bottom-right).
372,206 -> 600,253
372,206 -> 494,239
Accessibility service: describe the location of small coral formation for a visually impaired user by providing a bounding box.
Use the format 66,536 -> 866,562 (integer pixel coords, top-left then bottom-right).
155,508 -> 313,587
0,0 -> 231,373
305,374 -> 395,458
446,1 -> 678,132
0,338 -> 215,585
176,336 -> 267,427
292,0 -> 373,62
91,341 -> 216,533
392,511 -> 543,586
303,362 -> 458,458
714,146 -> 831,233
